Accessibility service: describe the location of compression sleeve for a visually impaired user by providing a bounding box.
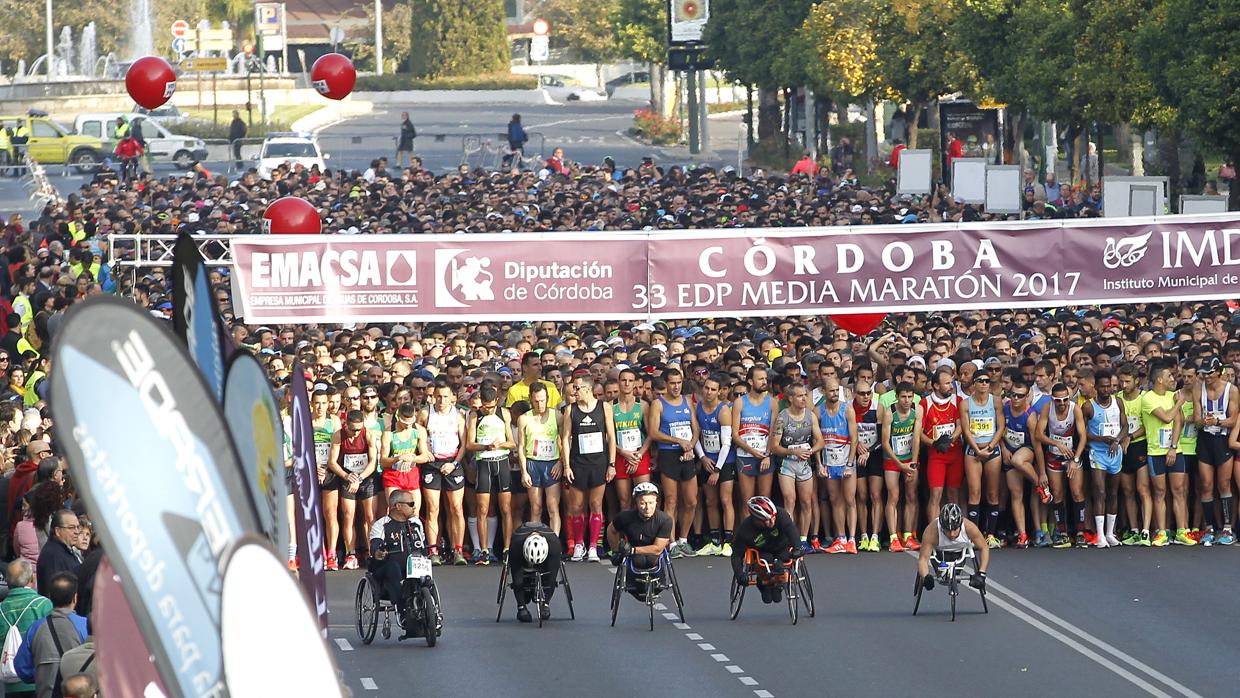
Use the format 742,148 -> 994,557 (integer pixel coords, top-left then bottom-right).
717,425 -> 733,465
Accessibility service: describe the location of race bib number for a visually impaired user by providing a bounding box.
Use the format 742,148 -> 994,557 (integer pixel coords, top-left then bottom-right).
1102,423 -> 1120,438
430,430 -> 458,459
671,424 -> 693,442
826,444 -> 849,466
892,434 -> 912,455
703,432 -> 721,454
1004,430 -> 1025,450
533,438 -> 558,461
342,453 -> 368,473
578,431 -> 604,455
314,442 -> 330,467
1182,423 -> 1197,439
857,424 -> 878,449
1127,416 -> 1141,434
1157,426 -> 1173,449
742,431 -> 768,454
1049,434 -> 1072,456
970,417 -> 995,438
618,428 -> 643,452
934,423 -> 954,440
406,556 -> 433,580
787,442 -> 809,458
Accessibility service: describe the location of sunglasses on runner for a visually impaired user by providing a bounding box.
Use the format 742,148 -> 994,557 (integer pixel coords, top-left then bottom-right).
974,378 -> 990,384
855,391 -> 872,397
1052,397 -> 1070,403
1011,392 -> 1028,399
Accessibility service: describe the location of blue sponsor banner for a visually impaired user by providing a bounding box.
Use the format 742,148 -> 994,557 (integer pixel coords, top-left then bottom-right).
50,297 -> 260,698
290,361 -> 329,634
223,352 -> 288,554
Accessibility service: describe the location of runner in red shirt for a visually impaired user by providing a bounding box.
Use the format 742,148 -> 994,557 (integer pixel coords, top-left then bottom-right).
922,368 -> 963,520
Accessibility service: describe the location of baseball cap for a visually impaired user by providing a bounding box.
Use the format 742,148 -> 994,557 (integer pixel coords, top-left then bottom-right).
906,355 -> 927,368
935,357 -> 957,371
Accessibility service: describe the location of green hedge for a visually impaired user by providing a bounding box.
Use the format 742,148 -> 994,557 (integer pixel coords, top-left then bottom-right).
353,73 -> 538,91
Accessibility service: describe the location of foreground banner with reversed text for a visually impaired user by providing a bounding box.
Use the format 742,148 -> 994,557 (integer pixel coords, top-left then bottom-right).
231,213 -> 1240,323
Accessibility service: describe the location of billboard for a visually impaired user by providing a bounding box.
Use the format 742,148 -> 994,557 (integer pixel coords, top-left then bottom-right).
668,0 -> 710,45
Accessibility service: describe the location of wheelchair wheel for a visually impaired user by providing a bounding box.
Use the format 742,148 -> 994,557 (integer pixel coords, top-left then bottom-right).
787,576 -> 798,625
971,556 -> 989,614
646,577 -> 656,632
667,561 -> 685,623
355,577 -> 378,645
495,564 -> 509,622
559,561 -> 576,620
610,565 -> 625,627
729,576 -> 746,621
912,573 -> 924,616
535,574 -> 548,629
949,574 -> 958,622
421,586 -> 439,647
796,558 -> 815,618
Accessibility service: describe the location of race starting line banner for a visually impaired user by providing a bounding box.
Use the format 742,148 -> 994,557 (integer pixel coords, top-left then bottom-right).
229,213 -> 1240,323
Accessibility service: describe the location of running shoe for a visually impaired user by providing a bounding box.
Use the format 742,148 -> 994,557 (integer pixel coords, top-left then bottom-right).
858,533 -> 870,551
1095,535 -> 1110,549
1121,530 -> 1140,546
810,536 -> 823,553
888,534 -> 904,552
1200,531 -> 1215,547
1034,530 -> 1048,548
825,538 -> 848,554
1139,530 -> 1151,547
429,550 -> 443,566
1151,530 -> 1169,547
720,542 -> 733,557
1036,484 -> 1052,504
903,533 -> 921,551
1015,532 -> 1030,549
288,557 -> 299,572
476,548 -> 492,566
1105,533 -> 1122,547
1052,533 -> 1072,549
1217,528 -> 1235,545
1084,531 -> 1097,546
844,539 -> 858,554
696,541 -> 720,556
572,543 -> 587,562
681,541 -> 698,557
342,554 -> 359,570
799,540 -> 815,556
1189,528 -> 1202,542
1075,532 -> 1088,548
1174,529 -> 1197,546
453,550 -> 469,565
587,546 -> 600,562
469,548 -> 484,565
986,535 -> 1001,550
325,553 -> 339,571
488,550 -> 501,564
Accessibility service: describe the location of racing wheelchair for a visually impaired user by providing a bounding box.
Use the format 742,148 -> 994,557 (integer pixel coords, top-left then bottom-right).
913,545 -> 988,621
356,555 -> 443,646
728,548 -> 815,624
610,550 -> 685,631
495,557 -> 576,627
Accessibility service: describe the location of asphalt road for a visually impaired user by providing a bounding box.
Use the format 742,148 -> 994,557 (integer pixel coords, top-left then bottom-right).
326,545 -> 1232,697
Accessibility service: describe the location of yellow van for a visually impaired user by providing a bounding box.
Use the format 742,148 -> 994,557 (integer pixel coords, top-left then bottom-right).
0,113 -> 106,173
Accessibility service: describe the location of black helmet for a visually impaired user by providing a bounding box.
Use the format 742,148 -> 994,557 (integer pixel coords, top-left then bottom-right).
940,503 -> 963,531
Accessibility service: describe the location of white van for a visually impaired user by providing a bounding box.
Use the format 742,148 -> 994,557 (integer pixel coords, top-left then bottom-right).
74,113 -> 208,168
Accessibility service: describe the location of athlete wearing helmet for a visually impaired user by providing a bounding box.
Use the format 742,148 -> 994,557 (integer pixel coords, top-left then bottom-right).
506,520 -> 564,623
606,482 -> 673,570
916,502 -> 989,592
730,496 -> 801,604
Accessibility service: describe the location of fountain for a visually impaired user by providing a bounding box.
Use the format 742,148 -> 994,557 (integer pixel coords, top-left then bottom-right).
129,0 -> 153,59
79,22 -> 96,78
57,27 -> 74,78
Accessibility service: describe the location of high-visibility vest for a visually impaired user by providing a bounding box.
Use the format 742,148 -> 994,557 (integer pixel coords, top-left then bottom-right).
68,260 -> 100,280
67,221 -> 86,243
115,121 -> 129,138
0,127 -> 10,152
11,295 -> 31,329
23,370 -> 43,407
16,336 -> 37,360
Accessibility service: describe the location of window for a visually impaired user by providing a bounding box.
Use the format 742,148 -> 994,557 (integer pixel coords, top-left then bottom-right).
81,122 -> 101,138
263,142 -> 318,158
32,121 -> 62,138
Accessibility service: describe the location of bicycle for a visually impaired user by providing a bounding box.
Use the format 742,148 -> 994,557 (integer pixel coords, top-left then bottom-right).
913,545 -> 988,621
729,549 -> 815,624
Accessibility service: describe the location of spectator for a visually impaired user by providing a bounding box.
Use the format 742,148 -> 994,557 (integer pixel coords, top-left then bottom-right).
888,139 -> 906,169
505,114 -> 528,170
59,674 -> 94,698
945,131 -> 964,172
35,510 -> 79,594
228,110 -> 247,170
545,147 -> 570,176
0,559 -> 51,698
58,637 -> 95,694
830,137 -> 854,175
14,572 -> 86,698
397,112 -> 417,167
1042,172 -> 1063,206
790,151 -> 819,177
114,134 -> 143,181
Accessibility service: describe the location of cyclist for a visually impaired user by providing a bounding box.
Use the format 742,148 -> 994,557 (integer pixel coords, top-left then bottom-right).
369,490 -> 432,639
915,503 -> 989,594
730,496 -> 800,604
507,520 -> 564,623
606,482 -> 673,597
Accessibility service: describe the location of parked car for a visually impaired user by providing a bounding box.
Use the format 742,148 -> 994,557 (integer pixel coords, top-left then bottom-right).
133,105 -> 189,126
74,113 -> 207,169
605,71 -> 650,97
0,113 -> 105,173
254,132 -> 328,179
539,74 -> 607,102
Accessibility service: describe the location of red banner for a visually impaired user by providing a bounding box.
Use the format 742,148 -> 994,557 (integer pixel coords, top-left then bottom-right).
231,214 -> 1240,323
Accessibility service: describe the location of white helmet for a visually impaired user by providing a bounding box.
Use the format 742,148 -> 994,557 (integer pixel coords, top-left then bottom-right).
523,531 -> 549,565
632,482 -> 659,499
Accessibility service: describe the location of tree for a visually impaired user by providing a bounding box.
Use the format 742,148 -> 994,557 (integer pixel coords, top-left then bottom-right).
409,0 -> 509,78
540,0 -> 619,65
611,0 -> 668,114
1138,0 -> 1240,209
351,0 -> 414,73
0,0 -> 137,71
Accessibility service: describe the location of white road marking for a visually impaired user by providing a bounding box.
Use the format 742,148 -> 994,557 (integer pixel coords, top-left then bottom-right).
334,638 -> 352,652
710,653 -> 730,662
739,677 -> 758,686
654,603 -> 667,611
673,622 -> 691,630
533,115 -> 628,129
755,690 -> 774,698
360,678 -> 377,691
725,665 -> 743,674
685,633 -> 703,640
697,643 -> 716,650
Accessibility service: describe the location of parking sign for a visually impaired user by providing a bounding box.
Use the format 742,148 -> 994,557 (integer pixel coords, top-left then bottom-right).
255,3 -> 283,35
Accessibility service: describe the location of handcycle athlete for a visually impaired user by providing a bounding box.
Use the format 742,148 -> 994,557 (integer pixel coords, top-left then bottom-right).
914,503 -> 990,620
730,496 -> 801,604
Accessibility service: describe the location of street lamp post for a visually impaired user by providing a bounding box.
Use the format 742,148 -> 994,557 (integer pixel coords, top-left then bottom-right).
375,0 -> 384,75
45,0 -> 53,82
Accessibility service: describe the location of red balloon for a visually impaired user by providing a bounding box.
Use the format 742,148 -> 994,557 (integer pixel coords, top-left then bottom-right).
310,53 -> 356,100
125,56 -> 177,110
829,313 -> 887,336
262,197 -> 321,234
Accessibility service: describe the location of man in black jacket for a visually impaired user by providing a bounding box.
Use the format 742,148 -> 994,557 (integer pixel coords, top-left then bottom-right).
37,510 -> 81,593
229,111 -> 247,169
397,113 -> 416,167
